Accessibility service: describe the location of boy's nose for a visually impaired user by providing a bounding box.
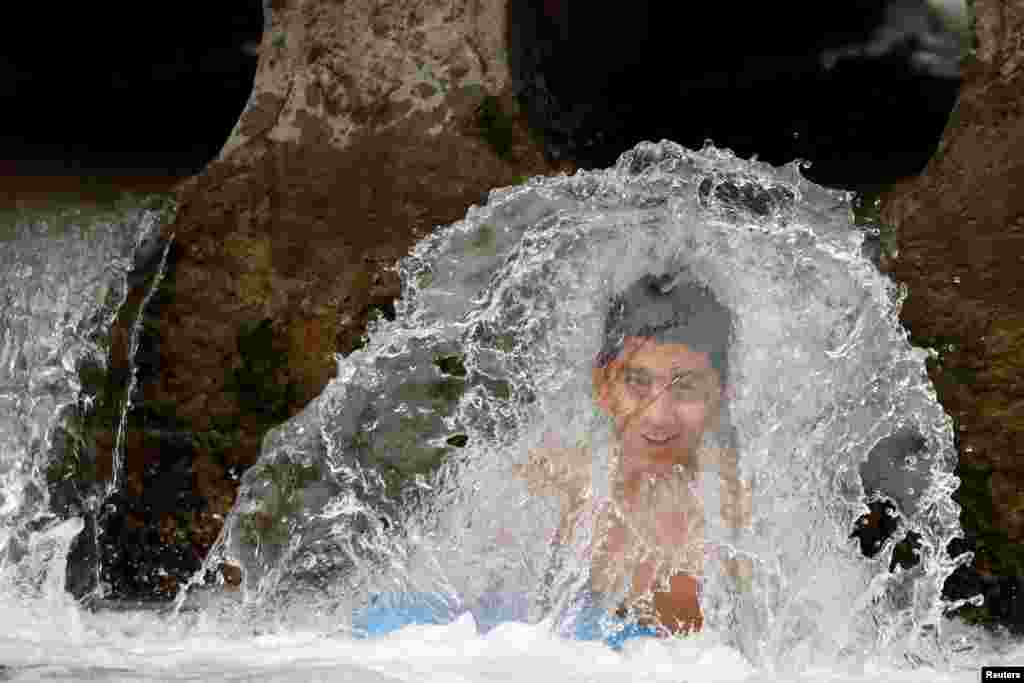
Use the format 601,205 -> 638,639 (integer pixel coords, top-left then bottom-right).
640,385 -> 681,431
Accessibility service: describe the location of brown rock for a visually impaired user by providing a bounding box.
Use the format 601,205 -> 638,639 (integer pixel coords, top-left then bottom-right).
136,0 -> 573,578
193,454 -> 226,501
880,0 -> 1024,541
158,513 -> 178,547
219,562 -> 243,590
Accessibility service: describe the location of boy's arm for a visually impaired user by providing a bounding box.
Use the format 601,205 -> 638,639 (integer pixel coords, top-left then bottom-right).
719,446 -> 752,530
507,436 -> 593,548
711,445 -> 754,592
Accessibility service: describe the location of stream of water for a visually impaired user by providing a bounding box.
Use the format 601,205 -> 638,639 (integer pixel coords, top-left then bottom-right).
0,141 -> 1018,681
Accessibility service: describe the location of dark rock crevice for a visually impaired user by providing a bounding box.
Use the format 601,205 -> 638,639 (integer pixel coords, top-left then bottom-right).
508,0 -> 960,190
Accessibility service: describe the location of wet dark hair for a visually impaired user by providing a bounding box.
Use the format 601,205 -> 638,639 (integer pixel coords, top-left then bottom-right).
597,272 -> 733,383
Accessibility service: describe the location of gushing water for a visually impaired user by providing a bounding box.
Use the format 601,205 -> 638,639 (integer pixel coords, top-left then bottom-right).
0,196 -> 174,602
0,143 -> 1009,681
184,141 -> 968,670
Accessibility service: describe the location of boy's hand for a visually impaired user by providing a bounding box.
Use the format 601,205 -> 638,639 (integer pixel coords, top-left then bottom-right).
722,556 -> 753,593
512,437 -> 591,499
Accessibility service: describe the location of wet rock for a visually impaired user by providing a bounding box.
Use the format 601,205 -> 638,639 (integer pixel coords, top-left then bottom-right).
880,0 -> 1024,628
104,0 -> 569,600
859,430 -> 931,517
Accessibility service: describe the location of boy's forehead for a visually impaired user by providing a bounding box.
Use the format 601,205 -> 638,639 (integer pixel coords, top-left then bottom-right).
619,336 -> 715,372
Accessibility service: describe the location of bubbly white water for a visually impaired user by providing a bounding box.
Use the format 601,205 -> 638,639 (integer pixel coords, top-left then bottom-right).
0,143 -> 1020,681
0,596 -> 1013,682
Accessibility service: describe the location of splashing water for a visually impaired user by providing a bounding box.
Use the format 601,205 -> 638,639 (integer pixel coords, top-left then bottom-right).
0,143 -> 1014,681
0,195 -> 174,602
188,140 -> 973,669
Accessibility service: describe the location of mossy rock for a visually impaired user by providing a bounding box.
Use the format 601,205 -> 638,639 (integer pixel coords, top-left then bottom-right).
434,354 -> 467,377
476,96 -> 515,161
956,462 -> 1024,577
852,190 -> 898,264
395,374 -> 466,405
226,318 -> 302,427
951,604 -> 999,628
345,352 -> 478,501
48,354 -> 124,493
0,191 -> 175,239
239,461 -> 322,547
357,409 -> 453,501
46,415 -> 99,486
468,223 -> 497,256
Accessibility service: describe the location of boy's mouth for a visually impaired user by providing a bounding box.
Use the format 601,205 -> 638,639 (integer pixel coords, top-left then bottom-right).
641,433 -> 678,445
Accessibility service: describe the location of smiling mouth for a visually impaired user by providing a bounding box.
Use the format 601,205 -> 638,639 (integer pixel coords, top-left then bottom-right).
641,434 -> 678,445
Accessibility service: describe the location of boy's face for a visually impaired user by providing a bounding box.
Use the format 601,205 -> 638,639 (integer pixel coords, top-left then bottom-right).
593,336 -> 723,481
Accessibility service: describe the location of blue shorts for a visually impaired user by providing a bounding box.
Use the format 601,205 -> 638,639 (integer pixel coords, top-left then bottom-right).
351,592 -> 455,637
351,590 -> 659,650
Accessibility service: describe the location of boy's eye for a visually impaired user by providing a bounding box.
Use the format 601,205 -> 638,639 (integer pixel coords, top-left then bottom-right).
670,381 -> 703,401
620,368 -> 716,402
623,371 -> 653,394
624,370 -> 651,386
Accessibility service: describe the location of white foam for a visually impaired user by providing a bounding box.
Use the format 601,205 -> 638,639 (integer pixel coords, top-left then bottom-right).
0,602 -> 1005,682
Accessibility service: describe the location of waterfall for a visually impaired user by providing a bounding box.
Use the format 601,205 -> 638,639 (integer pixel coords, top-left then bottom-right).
0,194 -> 176,602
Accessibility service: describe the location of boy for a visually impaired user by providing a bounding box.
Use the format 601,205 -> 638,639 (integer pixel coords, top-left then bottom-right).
354,272 -> 752,643
516,271 -> 752,636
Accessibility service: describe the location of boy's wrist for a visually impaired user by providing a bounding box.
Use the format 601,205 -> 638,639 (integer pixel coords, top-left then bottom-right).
724,556 -> 753,592
733,573 -> 753,593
